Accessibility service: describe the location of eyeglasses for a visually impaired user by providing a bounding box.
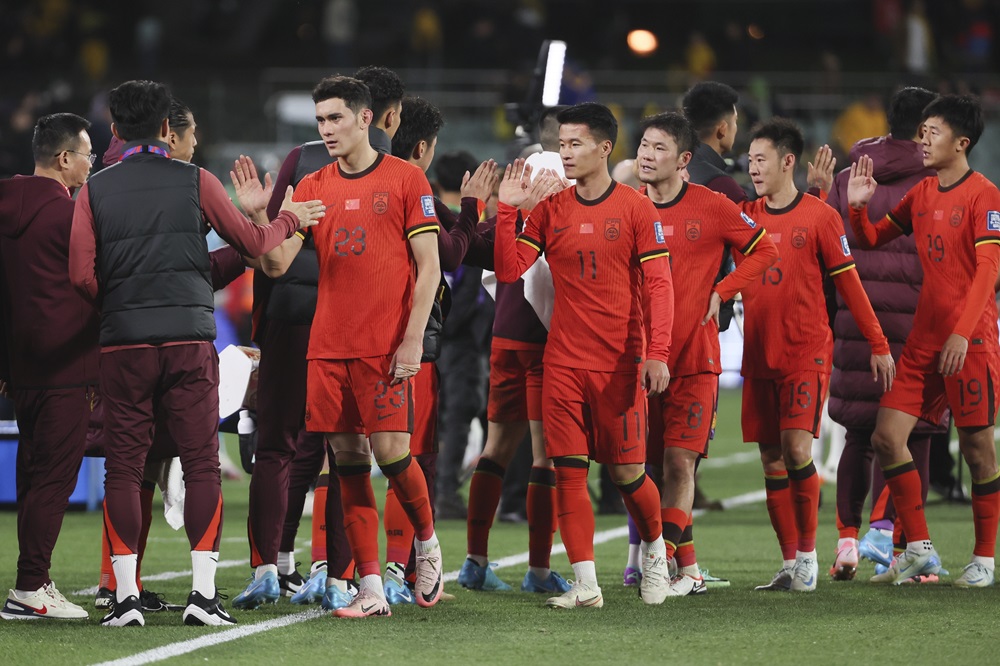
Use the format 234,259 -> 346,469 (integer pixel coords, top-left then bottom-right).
56,150 -> 96,165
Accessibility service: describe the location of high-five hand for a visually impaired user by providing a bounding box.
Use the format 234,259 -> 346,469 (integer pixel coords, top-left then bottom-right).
280,186 -> 325,229
498,158 -> 533,208
847,154 -> 878,209
461,159 -> 499,203
230,154 -> 273,217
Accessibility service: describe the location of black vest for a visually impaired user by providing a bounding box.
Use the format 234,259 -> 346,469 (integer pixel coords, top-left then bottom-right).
88,142 -> 215,346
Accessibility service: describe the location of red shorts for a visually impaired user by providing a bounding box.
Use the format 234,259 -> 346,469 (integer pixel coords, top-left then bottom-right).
880,344 -> 999,428
542,363 -> 646,465
410,362 -> 439,455
742,371 -> 828,444
647,373 -> 719,462
305,356 -> 413,436
487,342 -> 544,423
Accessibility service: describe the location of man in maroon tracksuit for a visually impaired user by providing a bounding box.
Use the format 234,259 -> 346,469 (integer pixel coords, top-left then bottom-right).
0,113 -> 97,621
68,80 -> 323,627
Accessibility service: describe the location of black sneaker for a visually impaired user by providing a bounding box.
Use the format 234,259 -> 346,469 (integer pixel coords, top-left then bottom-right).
278,567 -> 305,597
140,589 -> 184,612
95,586 -> 114,610
100,594 -> 144,627
183,590 -> 236,626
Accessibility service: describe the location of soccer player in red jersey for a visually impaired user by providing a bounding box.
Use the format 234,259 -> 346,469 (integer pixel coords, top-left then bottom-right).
739,118 -> 894,593
847,95 -> 1000,587
635,112 -> 778,596
282,76 -> 443,618
495,102 -> 675,608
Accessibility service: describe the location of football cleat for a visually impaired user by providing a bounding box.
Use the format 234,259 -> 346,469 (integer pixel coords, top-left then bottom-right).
383,564 -> 415,605
664,573 -> 706,597
521,570 -> 571,594
100,594 -> 144,627
278,567 -> 305,597
545,580 -> 603,609
790,553 -> 818,592
2,583 -> 89,620
139,589 -> 183,612
414,541 -> 444,607
232,570 -> 280,609
290,567 -> 327,605
332,588 -> 391,619
858,529 -> 893,567
182,590 -> 236,626
699,568 -> 729,589
94,586 -> 114,610
952,561 -> 994,589
639,548 -> 671,605
754,566 -> 793,591
829,539 -> 859,581
321,578 -> 357,611
622,566 -> 642,588
870,547 -> 941,585
457,559 -> 512,592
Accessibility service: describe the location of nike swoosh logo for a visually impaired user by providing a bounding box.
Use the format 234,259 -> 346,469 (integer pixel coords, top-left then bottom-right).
421,579 -> 441,603
14,602 -> 47,615
377,413 -> 394,421
869,545 -> 891,561
679,431 -> 696,440
788,412 -> 805,419
621,445 -> 638,453
804,576 -> 815,586
917,212 -> 927,217
961,408 -> 976,417
575,595 -> 600,607
554,226 -> 571,234
361,603 -> 378,613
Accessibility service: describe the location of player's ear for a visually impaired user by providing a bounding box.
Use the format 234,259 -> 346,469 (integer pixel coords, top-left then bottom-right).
715,119 -> 728,142
678,150 -> 693,170
111,122 -> 122,141
411,140 -> 426,161
602,139 -> 613,158
957,136 -> 970,153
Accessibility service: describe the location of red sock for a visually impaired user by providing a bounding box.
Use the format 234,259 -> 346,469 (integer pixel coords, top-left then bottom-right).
764,471 -> 798,560
788,459 -> 820,552
136,480 -> 155,588
883,462 -> 929,543
661,507 -> 688,560
311,476 -> 329,564
675,517 -> 697,568
383,484 -> 415,565
380,454 -> 434,542
337,464 -> 381,578
618,473 -> 661,543
971,473 -> 1000,557
100,500 -> 116,591
467,458 -> 505,558
554,462 -> 595,563
527,466 -> 556,569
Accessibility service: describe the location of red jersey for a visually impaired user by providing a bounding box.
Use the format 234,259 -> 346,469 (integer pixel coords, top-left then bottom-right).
295,153 -> 439,360
882,171 -> 1000,352
740,192 -> 859,379
494,182 -> 673,373
644,182 -> 777,377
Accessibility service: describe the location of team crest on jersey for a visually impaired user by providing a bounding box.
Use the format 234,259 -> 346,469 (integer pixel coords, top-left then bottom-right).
741,212 -> 757,228
791,226 -> 807,249
604,218 -> 620,241
685,219 -> 701,241
421,195 -> 436,217
840,234 -> 851,256
950,206 -> 965,227
373,192 -> 389,215
988,210 -> 1000,231
654,221 -> 666,244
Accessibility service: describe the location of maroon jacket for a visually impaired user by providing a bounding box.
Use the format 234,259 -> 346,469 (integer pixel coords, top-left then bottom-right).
826,136 -> 947,432
0,175 -> 100,389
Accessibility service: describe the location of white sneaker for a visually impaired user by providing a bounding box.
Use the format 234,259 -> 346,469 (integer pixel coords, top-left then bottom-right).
639,548 -> 670,605
1,583 -> 88,620
664,573 -> 706,597
754,566 -> 792,591
414,540 -> 443,608
790,553 -> 818,592
869,546 -> 941,585
332,588 -> 391,619
953,561 -> 995,588
545,580 -> 603,609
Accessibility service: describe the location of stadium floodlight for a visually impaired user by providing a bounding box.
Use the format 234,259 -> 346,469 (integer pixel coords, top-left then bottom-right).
505,39 -> 569,140
541,40 -> 566,107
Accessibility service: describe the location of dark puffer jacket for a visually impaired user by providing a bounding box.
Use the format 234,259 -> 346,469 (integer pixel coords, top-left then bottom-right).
826,136 -> 948,433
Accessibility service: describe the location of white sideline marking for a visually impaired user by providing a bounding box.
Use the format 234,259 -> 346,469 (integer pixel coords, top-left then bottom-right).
699,450 -> 759,469
90,489 -> 765,666
71,560 -> 249,597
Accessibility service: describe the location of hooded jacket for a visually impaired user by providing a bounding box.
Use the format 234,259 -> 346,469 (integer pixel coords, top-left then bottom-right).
0,175 -> 100,388
826,136 -> 947,432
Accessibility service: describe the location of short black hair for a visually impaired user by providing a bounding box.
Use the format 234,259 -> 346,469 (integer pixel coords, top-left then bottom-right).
109,80 -> 171,142
32,112 -> 91,165
639,112 -> 699,156
538,105 -> 568,151
750,117 -> 804,163
921,94 -> 984,155
888,87 -> 937,140
682,81 -> 739,140
434,151 -> 479,193
391,96 -> 444,161
556,102 -> 618,149
312,75 -> 371,115
354,65 -> 405,121
168,97 -> 193,133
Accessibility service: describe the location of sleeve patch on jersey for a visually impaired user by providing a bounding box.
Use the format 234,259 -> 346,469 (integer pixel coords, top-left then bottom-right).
840,235 -> 851,256
421,195 -> 436,217
654,221 -> 666,244
988,210 -> 1000,231
741,212 -> 757,228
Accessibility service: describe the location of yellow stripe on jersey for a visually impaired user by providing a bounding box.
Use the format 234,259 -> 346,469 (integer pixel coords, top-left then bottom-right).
974,238 -> 1000,247
740,228 -> 766,255
406,223 -> 440,239
638,250 -> 670,263
517,236 -> 542,253
886,212 -> 908,233
827,261 -> 856,277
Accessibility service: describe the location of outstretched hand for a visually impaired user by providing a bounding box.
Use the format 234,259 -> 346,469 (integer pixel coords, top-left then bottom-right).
498,158 -> 533,208
807,144 -> 836,194
847,154 -> 878,210
230,155 -> 273,217
461,159 -> 499,202
279,186 -> 326,229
